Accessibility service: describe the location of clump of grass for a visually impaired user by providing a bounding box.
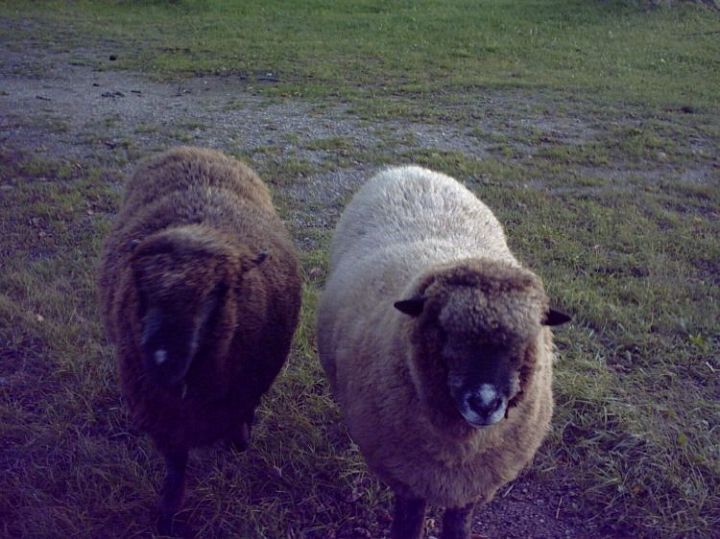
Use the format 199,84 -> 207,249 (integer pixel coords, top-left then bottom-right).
303,136 -> 355,153
534,143 -> 612,166
401,148 -> 526,185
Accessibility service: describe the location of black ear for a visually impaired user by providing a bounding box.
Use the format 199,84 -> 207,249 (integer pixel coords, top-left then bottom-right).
394,296 -> 426,317
542,308 -> 571,326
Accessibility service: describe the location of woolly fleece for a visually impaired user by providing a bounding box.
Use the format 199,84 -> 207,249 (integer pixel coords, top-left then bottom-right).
317,166 -> 557,508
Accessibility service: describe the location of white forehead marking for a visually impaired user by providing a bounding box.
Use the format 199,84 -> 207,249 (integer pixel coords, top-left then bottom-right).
478,384 -> 498,406
154,349 -> 168,365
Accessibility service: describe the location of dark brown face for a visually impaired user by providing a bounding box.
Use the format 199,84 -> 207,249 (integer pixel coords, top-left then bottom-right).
395,264 -> 570,428
434,285 -> 536,428
138,303 -> 200,387
132,251 -> 226,388
442,333 -> 522,427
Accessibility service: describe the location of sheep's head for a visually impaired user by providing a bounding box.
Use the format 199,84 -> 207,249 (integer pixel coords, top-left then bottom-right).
395,259 -> 569,428
127,225 -> 266,388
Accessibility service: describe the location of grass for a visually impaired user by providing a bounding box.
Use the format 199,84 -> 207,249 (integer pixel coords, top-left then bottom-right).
0,149 -> 387,538
1,1 -> 720,538
2,126 -> 719,538
1,0 -> 719,109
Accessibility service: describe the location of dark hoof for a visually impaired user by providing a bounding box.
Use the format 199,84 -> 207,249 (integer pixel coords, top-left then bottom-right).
157,511 -> 190,537
157,512 -> 175,536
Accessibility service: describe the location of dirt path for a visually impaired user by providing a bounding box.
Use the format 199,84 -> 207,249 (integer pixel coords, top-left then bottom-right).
0,38 -> 636,539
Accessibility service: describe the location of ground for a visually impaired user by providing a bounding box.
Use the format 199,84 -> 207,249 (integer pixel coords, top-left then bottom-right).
2,21 -> 717,539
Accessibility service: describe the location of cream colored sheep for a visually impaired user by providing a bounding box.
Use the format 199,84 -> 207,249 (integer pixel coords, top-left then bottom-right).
98,146 -> 302,535
317,166 -> 569,539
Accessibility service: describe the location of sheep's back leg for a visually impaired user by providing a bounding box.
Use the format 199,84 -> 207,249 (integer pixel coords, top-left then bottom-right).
226,394 -> 260,452
157,446 -> 189,536
440,502 -> 475,539
390,495 -> 427,539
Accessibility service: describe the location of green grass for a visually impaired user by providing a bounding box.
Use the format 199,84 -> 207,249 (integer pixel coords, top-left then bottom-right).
0,149 -> 387,538
2,122 -> 719,538
1,1 -> 720,538
1,0 -> 719,109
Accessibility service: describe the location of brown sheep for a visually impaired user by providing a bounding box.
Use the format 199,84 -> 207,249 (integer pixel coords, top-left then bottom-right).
317,166 -> 569,539
98,146 -> 302,534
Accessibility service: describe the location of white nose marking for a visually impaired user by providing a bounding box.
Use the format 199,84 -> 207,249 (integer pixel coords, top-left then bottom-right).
477,384 -> 498,406
154,349 -> 168,365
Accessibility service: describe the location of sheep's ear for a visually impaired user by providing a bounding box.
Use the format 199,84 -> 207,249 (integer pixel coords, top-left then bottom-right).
542,308 -> 571,326
394,296 -> 426,317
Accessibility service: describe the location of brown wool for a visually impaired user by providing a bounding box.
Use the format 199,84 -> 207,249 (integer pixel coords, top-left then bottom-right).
99,146 -> 302,453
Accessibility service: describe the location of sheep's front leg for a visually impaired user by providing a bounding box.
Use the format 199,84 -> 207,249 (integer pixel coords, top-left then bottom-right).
391,495 -> 427,539
227,408 -> 256,452
157,446 -> 189,536
229,421 -> 251,452
440,502 -> 475,539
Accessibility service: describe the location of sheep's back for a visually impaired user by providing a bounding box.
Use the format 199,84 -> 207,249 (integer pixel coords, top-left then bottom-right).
120,147 -> 273,221
99,186 -> 291,340
329,166 -> 513,272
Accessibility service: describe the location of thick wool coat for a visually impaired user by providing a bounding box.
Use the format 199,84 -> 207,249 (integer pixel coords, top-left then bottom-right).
99,147 -> 301,452
317,166 -> 555,508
